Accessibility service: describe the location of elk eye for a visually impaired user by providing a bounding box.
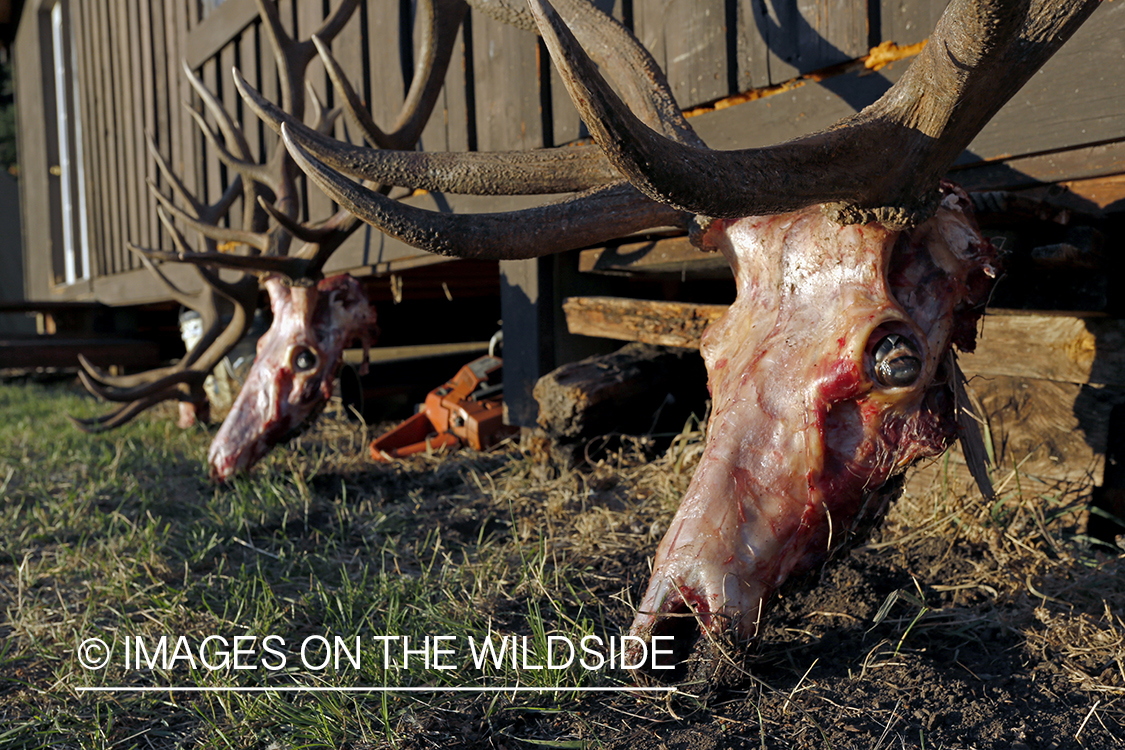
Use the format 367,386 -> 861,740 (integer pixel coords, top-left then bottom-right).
293,348 -> 318,372
873,334 -> 922,388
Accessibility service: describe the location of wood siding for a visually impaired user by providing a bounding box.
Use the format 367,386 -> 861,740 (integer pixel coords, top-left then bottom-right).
14,0 -> 1125,304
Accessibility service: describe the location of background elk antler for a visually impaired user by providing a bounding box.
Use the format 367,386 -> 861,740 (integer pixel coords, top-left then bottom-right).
71,0 -> 466,438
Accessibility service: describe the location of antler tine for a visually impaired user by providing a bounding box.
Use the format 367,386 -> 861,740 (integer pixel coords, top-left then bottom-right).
77,364 -> 205,405
283,123 -> 687,260
238,69 -> 615,194
182,59 -> 253,162
185,106 -> 279,191
256,0 -> 360,117
304,79 -> 342,135
311,35 -> 394,149
528,0 -> 1102,225
146,210 -> 252,302
467,0 -> 700,145
148,182 -> 270,253
146,131 -> 206,217
70,390 -> 200,433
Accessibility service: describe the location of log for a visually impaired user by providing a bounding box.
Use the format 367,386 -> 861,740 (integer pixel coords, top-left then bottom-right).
562,297 -> 724,349
562,296 -> 1125,490
533,342 -> 706,439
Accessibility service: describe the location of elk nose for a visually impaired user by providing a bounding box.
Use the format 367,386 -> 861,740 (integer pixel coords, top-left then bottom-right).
872,334 -> 922,388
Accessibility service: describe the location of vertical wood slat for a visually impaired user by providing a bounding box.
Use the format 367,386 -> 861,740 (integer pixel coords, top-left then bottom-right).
149,0 -> 170,253
298,0 -> 335,222
133,0 -> 155,259
879,0 -> 945,48
96,0 -> 123,275
236,27 -> 261,188
420,21 -> 472,153
258,19 -> 280,159
69,2 -> 104,277
332,0 -> 363,157
219,40 -> 239,227
366,0 -> 408,146
471,12 -> 543,152
115,0 -> 141,271
633,0 -> 730,110
201,56 -> 222,226
738,0 -> 868,90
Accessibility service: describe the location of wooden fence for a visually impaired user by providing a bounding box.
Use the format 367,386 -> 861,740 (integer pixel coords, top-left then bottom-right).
13,0 -> 1125,305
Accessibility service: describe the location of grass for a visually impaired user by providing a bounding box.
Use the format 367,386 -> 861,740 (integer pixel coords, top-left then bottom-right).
1,378 -> 1124,749
0,380 -> 692,748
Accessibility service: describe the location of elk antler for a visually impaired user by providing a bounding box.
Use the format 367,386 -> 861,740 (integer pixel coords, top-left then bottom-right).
279,0 -> 1101,246
73,0 -> 463,434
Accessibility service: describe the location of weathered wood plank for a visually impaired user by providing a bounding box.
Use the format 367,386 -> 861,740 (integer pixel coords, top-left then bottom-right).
955,140 -> 1125,193
691,0 -> 1125,170
367,0 -> 409,147
962,312 -> 1125,388
578,236 -> 731,278
118,0 -> 144,271
738,0 -> 869,88
200,56 -> 223,215
258,18 -> 280,158
135,0 -> 157,255
563,296 -> 725,348
634,0 -> 730,110
297,0 -> 336,222
878,0 -> 946,48
907,375 -> 1125,492
70,2 -> 104,278
417,4 -> 473,153
471,10 -> 544,152
219,39 -> 240,226
98,0 -> 125,276
236,27 -> 262,173
184,0 -> 258,69
149,0 -> 171,253
333,0 -> 364,152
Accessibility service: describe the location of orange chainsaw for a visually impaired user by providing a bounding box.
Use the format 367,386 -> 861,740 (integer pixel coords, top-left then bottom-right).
370,355 -> 517,461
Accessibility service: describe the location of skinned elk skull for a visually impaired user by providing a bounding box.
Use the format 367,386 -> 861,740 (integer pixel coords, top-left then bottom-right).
240,0 -> 1099,661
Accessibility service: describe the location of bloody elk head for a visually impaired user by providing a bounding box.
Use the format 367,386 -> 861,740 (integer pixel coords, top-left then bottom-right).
262,0 -> 1098,656
73,0 -> 466,479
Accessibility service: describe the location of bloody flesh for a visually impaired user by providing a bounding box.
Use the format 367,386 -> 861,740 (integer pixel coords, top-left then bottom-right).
208,274 -> 375,482
631,183 -> 999,645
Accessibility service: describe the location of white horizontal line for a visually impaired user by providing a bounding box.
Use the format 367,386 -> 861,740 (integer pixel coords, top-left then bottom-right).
76,686 -> 676,693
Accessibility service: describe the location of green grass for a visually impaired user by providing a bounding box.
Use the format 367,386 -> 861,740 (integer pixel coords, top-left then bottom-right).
0,382 -> 676,748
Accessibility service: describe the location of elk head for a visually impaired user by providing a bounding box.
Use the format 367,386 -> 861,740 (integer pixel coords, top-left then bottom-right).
262,0 -> 1100,659
73,0 -> 467,482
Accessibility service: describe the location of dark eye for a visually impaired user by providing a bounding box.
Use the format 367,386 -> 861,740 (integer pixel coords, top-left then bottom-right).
872,334 -> 922,388
293,348 -> 318,372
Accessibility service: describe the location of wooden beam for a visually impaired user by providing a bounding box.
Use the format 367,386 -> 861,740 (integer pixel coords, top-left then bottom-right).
184,0 -> 258,70
563,296 -> 724,349
0,337 -> 161,369
578,236 -> 731,278
963,311 -> 1125,388
563,298 -> 1125,388
907,374 -> 1125,491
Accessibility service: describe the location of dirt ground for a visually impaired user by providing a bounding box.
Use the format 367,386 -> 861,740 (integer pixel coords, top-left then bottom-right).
300,422 -> 1125,750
